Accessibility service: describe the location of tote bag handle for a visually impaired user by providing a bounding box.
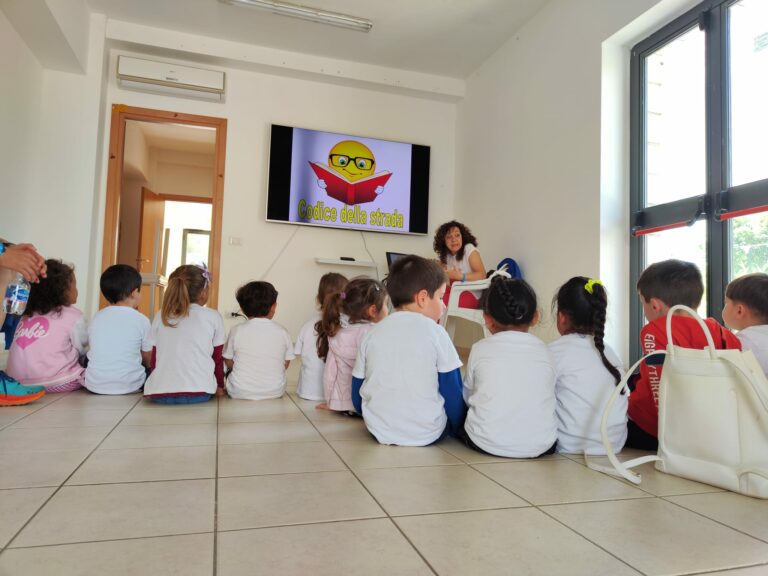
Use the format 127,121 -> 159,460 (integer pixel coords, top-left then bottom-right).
665,305 -> 716,359
585,352 -> 664,484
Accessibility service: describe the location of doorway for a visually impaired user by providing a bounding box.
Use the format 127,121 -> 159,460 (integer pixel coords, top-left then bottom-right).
102,105 -> 226,316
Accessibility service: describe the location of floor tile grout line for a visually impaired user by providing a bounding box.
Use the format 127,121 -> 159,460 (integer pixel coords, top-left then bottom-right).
658,494 -> 768,546
284,392 -> 441,576
292,390 -> 666,575
534,504 -> 649,576
12,476 -> 216,489
0,392 -> 73,431
0,392 -> 143,555
3,530 -> 216,551
465,461 -> 539,508
213,396 -> 220,576
685,562 -> 768,576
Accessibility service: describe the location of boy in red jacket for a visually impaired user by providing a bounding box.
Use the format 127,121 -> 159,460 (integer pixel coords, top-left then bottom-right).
627,259 -> 741,450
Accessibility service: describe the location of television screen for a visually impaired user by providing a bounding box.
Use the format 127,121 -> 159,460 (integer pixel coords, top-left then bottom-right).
266,124 -> 430,235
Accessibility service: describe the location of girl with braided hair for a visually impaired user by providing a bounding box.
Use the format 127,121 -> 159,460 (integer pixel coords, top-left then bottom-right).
461,275 -> 558,457
548,277 -> 627,454
316,277 -> 388,413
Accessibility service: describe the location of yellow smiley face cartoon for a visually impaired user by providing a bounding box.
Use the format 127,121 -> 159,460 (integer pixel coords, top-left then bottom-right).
328,140 -> 376,181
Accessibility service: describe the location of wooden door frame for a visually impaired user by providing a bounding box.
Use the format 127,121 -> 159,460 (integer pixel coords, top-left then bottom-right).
102,104 -> 226,308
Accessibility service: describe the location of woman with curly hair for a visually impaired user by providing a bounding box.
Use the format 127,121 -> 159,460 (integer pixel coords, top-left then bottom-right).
7,259 -> 88,392
433,220 -> 486,285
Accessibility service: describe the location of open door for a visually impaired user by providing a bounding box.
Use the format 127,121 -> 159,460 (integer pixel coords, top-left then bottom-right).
102,105 -> 226,310
138,188 -> 166,319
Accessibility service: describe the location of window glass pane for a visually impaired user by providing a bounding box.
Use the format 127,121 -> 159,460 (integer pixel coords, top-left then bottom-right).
730,210 -> 768,278
645,27 -> 706,207
164,201 -> 213,274
644,220 -> 708,317
182,230 -> 211,267
729,0 -> 768,187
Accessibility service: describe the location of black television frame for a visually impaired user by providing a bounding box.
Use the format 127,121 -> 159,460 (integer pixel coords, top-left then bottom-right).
265,124 -> 431,235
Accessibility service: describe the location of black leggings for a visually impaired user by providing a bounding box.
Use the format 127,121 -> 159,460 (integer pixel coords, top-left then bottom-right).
625,419 -> 658,451
460,426 -> 557,458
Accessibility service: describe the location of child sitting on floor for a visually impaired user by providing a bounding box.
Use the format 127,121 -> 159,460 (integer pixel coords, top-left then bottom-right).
461,274 -> 557,458
317,277 -> 387,413
628,259 -> 741,449
85,264 -> 151,395
294,273 -> 348,401
722,273 -> 768,375
144,264 -> 225,404
549,277 -> 626,455
352,255 -> 464,445
7,259 -> 88,392
223,281 -> 294,400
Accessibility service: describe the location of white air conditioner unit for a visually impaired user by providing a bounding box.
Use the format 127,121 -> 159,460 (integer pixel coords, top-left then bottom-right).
116,56 -> 226,102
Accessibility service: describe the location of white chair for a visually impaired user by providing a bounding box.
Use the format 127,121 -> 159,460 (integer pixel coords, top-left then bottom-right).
441,278 -> 490,341
440,265 -> 511,342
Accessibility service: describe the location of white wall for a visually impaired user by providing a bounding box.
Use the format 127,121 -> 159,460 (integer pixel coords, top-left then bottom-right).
0,9 -> 43,242
102,49 -> 459,335
149,149 -> 214,199
123,121 -> 149,180
455,0 -> 670,360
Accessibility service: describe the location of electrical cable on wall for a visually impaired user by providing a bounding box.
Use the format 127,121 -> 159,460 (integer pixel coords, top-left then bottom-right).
360,231 -> 379,280
260,226 -> 300,280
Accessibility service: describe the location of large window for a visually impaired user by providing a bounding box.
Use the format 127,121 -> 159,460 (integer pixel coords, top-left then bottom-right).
630,0 -> 768,359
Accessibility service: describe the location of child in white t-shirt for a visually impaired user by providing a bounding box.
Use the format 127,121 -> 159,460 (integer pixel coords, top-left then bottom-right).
462,274 -> 557,458
294,273 -> 348,401
224,281 -> 294,400
549,277 -> 626,455
317,277 -> 387,413
352,255 -> 465,446
85,265 -> 151,395
723,273 -> 768,375
144,265 -> 225,404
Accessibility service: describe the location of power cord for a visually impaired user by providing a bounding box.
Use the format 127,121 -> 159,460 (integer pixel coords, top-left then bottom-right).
360,231 -> 379,280
260,226 -> 300,280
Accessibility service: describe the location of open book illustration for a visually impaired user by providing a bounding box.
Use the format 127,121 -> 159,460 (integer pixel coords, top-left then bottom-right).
309,161 -> 392,206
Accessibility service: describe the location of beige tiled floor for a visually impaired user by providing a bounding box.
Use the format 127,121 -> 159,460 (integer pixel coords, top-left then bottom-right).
2,377 -> 768,575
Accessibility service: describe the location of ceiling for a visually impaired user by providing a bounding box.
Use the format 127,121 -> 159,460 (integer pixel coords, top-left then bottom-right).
86,0 -> 549,78
135,121 -> 217,154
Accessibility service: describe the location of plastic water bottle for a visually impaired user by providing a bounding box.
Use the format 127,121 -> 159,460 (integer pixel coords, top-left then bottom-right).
3,273 -> 30,315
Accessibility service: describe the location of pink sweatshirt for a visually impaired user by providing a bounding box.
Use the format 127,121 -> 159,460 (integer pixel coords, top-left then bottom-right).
7,306 -> 88,389
324,322 -> 372,411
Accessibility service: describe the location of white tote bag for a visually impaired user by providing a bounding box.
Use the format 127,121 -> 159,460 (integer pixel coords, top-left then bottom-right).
588,305 -> 768,498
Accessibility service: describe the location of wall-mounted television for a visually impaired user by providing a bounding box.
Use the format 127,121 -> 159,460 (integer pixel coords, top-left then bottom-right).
266,124 -> 430,235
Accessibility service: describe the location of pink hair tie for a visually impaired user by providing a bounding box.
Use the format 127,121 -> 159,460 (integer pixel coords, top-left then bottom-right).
340,291 -> 346,300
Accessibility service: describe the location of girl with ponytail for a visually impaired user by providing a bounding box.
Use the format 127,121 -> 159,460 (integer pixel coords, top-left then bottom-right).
461,274 -> 558,458
316,277 -> 387,413
549,277 -> 627,454
144,264 -> 225,404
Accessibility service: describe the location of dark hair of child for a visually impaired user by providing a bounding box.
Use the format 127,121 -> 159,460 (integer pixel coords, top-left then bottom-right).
315,277 -> 387,360
161,265 -> 208,327
553,276 -> 622,384
432,220 -> 478,264
384,255 -> 447,308
636,259 -> 703,309
25,259 -> 75,317
726,273 -> 768,322
100,264 -> 142,304
317,272 -> 348,308
482,276 -> 537,328
237,281 -> 278,318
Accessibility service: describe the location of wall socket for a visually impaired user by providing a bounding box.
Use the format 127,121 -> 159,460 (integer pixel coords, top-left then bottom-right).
228,236 -> 242,246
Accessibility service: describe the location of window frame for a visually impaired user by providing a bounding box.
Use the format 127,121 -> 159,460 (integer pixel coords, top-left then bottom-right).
629,0 -> 768,361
